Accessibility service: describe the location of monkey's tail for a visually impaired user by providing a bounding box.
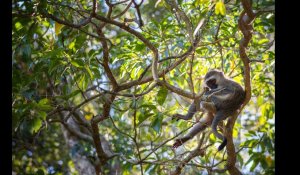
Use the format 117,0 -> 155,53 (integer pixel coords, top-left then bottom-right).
218,138 -> 227,151
211,113 -> 227,151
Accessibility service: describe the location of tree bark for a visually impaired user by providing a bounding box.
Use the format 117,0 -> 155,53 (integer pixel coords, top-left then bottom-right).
61,117 -> 97,175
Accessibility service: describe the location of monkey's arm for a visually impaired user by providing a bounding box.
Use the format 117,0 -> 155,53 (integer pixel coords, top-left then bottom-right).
205,88 -> 235,102
173,113 -> 213,149
172,102 -> 197,121
204,87 -> 227,96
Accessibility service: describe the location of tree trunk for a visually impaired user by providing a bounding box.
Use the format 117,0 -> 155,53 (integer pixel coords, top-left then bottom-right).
61,117 -> 97,175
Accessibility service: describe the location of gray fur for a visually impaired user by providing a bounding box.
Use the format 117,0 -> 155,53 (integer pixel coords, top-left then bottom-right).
203,69 -> 245,150
172,69 -> 245,150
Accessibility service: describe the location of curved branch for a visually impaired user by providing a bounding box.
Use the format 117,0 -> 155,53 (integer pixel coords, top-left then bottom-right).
165,0 -> 194,42
91,120 -> 108,164
96,29 -> 119,88
139,125 -> 194,162
100,83 -> 158,98
41,12 -> 91,29
112,1 -> 133,19
224,0 -> 255,174
118,43 -> 196,91
92,13 -> 160,87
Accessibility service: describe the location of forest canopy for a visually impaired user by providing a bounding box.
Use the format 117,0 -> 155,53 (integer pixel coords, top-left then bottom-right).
12,0 -> 275,174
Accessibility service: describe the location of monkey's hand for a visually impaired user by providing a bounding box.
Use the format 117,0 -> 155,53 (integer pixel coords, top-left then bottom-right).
203,86 -> 210,92
172,114 -> 186,121
172,137 -> 189,149
202,88 -> 227,102
200,86 -> 209,93
201,94 -> 211,102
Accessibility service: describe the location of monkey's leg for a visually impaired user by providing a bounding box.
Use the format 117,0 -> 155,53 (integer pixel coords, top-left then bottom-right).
211,112 -> 228,151
172,102 -> 197,121
173,113 -> 214,149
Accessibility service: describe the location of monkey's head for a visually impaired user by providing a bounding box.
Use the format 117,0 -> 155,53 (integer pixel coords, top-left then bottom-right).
204,69 -> 225,89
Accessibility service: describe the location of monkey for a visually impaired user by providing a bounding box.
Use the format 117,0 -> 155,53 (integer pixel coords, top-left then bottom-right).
172,88 -> 217,148
172,69 -> 245,151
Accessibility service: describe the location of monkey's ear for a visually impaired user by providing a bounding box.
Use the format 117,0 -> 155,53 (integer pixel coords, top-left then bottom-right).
218,71 -> 224,76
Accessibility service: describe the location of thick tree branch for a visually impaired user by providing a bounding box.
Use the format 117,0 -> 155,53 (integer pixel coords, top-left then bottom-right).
96,29 -> 119,89
224,0 -> 255,174
91,120 -> 108,164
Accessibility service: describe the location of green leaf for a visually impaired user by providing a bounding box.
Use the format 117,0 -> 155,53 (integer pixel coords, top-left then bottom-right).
30,118 -> 43,134
123,162 -> 133,174
248,130 -> 257,136
38,98 -> 49,105
135,43 -> 145,51
71,59 -> 84,68
157,87 -> 168,105
140,104 -> 157,110
258,38 -> 269,45
250,158 -> 259,171
15,22 -> 23,31
130,66 -> 142,79
137,112 -> 154,126
145,164 -> 157,174
78,74 -> 88,90
177,0 -> 183,5
195,0 -> 209,6
259,115 -> 266,125
64,89 -> 81,99
36,169 -> 45,175
215,2 -> 226,16
23,44 -> 32,60
55,22 -> 64,36
130,99 -> 137,109
38,111 -> 47,120
237,154 -> 244,166
257,96 -> 264,106
151,113 -> 163,133
219,2 -> 226,15
85,65 -> 94,79
209,133 -> 216,142
42,20 -> 50,27
37,98 -> 51,111
68,40 -> 76,50
246,154 -> 256,166
91,67 -> 101,78
195,0 -> 201,7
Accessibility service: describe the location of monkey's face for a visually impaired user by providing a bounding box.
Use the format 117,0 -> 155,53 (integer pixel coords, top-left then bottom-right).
204,69 -> 224,89
205,77 -> 218,89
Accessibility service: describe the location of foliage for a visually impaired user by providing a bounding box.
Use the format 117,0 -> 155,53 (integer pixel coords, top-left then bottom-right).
12,0 -> 274,174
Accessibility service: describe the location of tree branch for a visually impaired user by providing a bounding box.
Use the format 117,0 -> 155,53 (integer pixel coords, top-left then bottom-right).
224,0 -> 256,174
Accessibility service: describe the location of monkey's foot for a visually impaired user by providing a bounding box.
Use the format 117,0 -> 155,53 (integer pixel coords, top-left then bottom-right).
172,139 -> 183,149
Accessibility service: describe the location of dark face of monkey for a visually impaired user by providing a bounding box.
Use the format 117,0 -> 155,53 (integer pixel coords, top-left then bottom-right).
204,69 -> 225,90
206,78 -> 218,89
